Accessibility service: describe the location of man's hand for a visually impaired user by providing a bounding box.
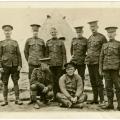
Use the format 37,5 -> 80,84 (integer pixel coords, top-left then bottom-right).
119,70 -> 120,76
72,97 -> 78,104
70,97 -> 74,103
0,68 -> 4,73
62,65 -> 65,70
42,87 -> 49,93
17,66 -> 21,71
99,69 -> 103,76
70,97 -> 77,103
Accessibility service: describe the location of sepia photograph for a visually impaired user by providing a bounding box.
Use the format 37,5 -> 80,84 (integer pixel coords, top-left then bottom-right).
0,1 -> 120,118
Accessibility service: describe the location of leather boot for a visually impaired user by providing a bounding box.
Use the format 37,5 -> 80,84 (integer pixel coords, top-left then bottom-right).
58,98 -> 72,108
116,93 -> 120,111
15,100 -> 23,105
72,103 -> 83,108
87,89 -> 98,104
1,101 -> 8,106
1,97 -> 8,106
102,99 -> 114,110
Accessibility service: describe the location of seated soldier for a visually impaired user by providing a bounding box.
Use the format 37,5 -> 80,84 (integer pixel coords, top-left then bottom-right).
56,62 -> 87,108
29,58 -> 53,109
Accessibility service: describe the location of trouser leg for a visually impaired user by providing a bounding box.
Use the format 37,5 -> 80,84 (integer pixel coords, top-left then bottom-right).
88,65 -> 98,102
31,83 -> 45,102
29,65 -> 39,100
104,70 -> 114,107
77,94 -> 88,103
56,92 -> 72,107
46,91 -> 54,100
3,83 -> 8,102
13,81 -> 19,100
11,66 -> 20,101
1,67 -> 10,103
94,65 -> 104,102
77,64 -> 86,88
50,66 -> 62,100
30,84 -> 38,102
111,70 -> 120,108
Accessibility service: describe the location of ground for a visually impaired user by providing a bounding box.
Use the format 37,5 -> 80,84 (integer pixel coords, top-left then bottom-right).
0,73 -> 118,113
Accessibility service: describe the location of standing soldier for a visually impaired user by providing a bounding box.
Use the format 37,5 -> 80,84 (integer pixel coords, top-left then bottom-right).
46,27 -> 67,101
99,27 -> 120,110
24,24 -> 45,104
85,21 -> 107,105
0,25 -> 22,106
70,26 -> 87,87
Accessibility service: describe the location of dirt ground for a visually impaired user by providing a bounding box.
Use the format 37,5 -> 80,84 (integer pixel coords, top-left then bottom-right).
0,72 -> 118,113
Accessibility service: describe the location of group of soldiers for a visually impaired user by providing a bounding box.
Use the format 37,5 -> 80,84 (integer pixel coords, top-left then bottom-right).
0,20 -> 120,111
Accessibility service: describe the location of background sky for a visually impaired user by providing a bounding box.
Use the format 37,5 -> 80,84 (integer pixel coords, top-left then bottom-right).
0,7 -> 120,71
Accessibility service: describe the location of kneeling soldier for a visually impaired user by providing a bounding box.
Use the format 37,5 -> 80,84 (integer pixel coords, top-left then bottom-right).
56,62 -> 87,108
29,58 -> 53,109
0,25 -> 23,106
99,27 -> 120,110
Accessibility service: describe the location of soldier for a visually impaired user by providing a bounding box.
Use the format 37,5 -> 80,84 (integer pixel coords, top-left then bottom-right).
24,24 -> 45,103
99,27 -> 120,110
85,21 -> 107,105
29,57 -> 53,109
0,25 -> 22,106
56,62 -> 87,108
70,26 -> 87,87
46,27 -> 67,101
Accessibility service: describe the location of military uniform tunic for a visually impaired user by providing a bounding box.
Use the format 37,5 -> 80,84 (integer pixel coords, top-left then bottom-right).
46,37 -> 67,67
85,33 -> 107,64
0,39 -> 22,68
100,40 -> 120,70
24,37 -> 45,65
71,37 -> 87,65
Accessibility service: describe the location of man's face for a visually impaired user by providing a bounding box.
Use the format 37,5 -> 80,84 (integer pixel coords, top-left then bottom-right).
41,62 -> 49,71
50,29 -> 57,37
4,30 -> 12,38
66,67 -> 75,76
90,25 -> 98,34
33,31 -> 38,37
76,31 -> 83,38
107,32 -> 116,39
